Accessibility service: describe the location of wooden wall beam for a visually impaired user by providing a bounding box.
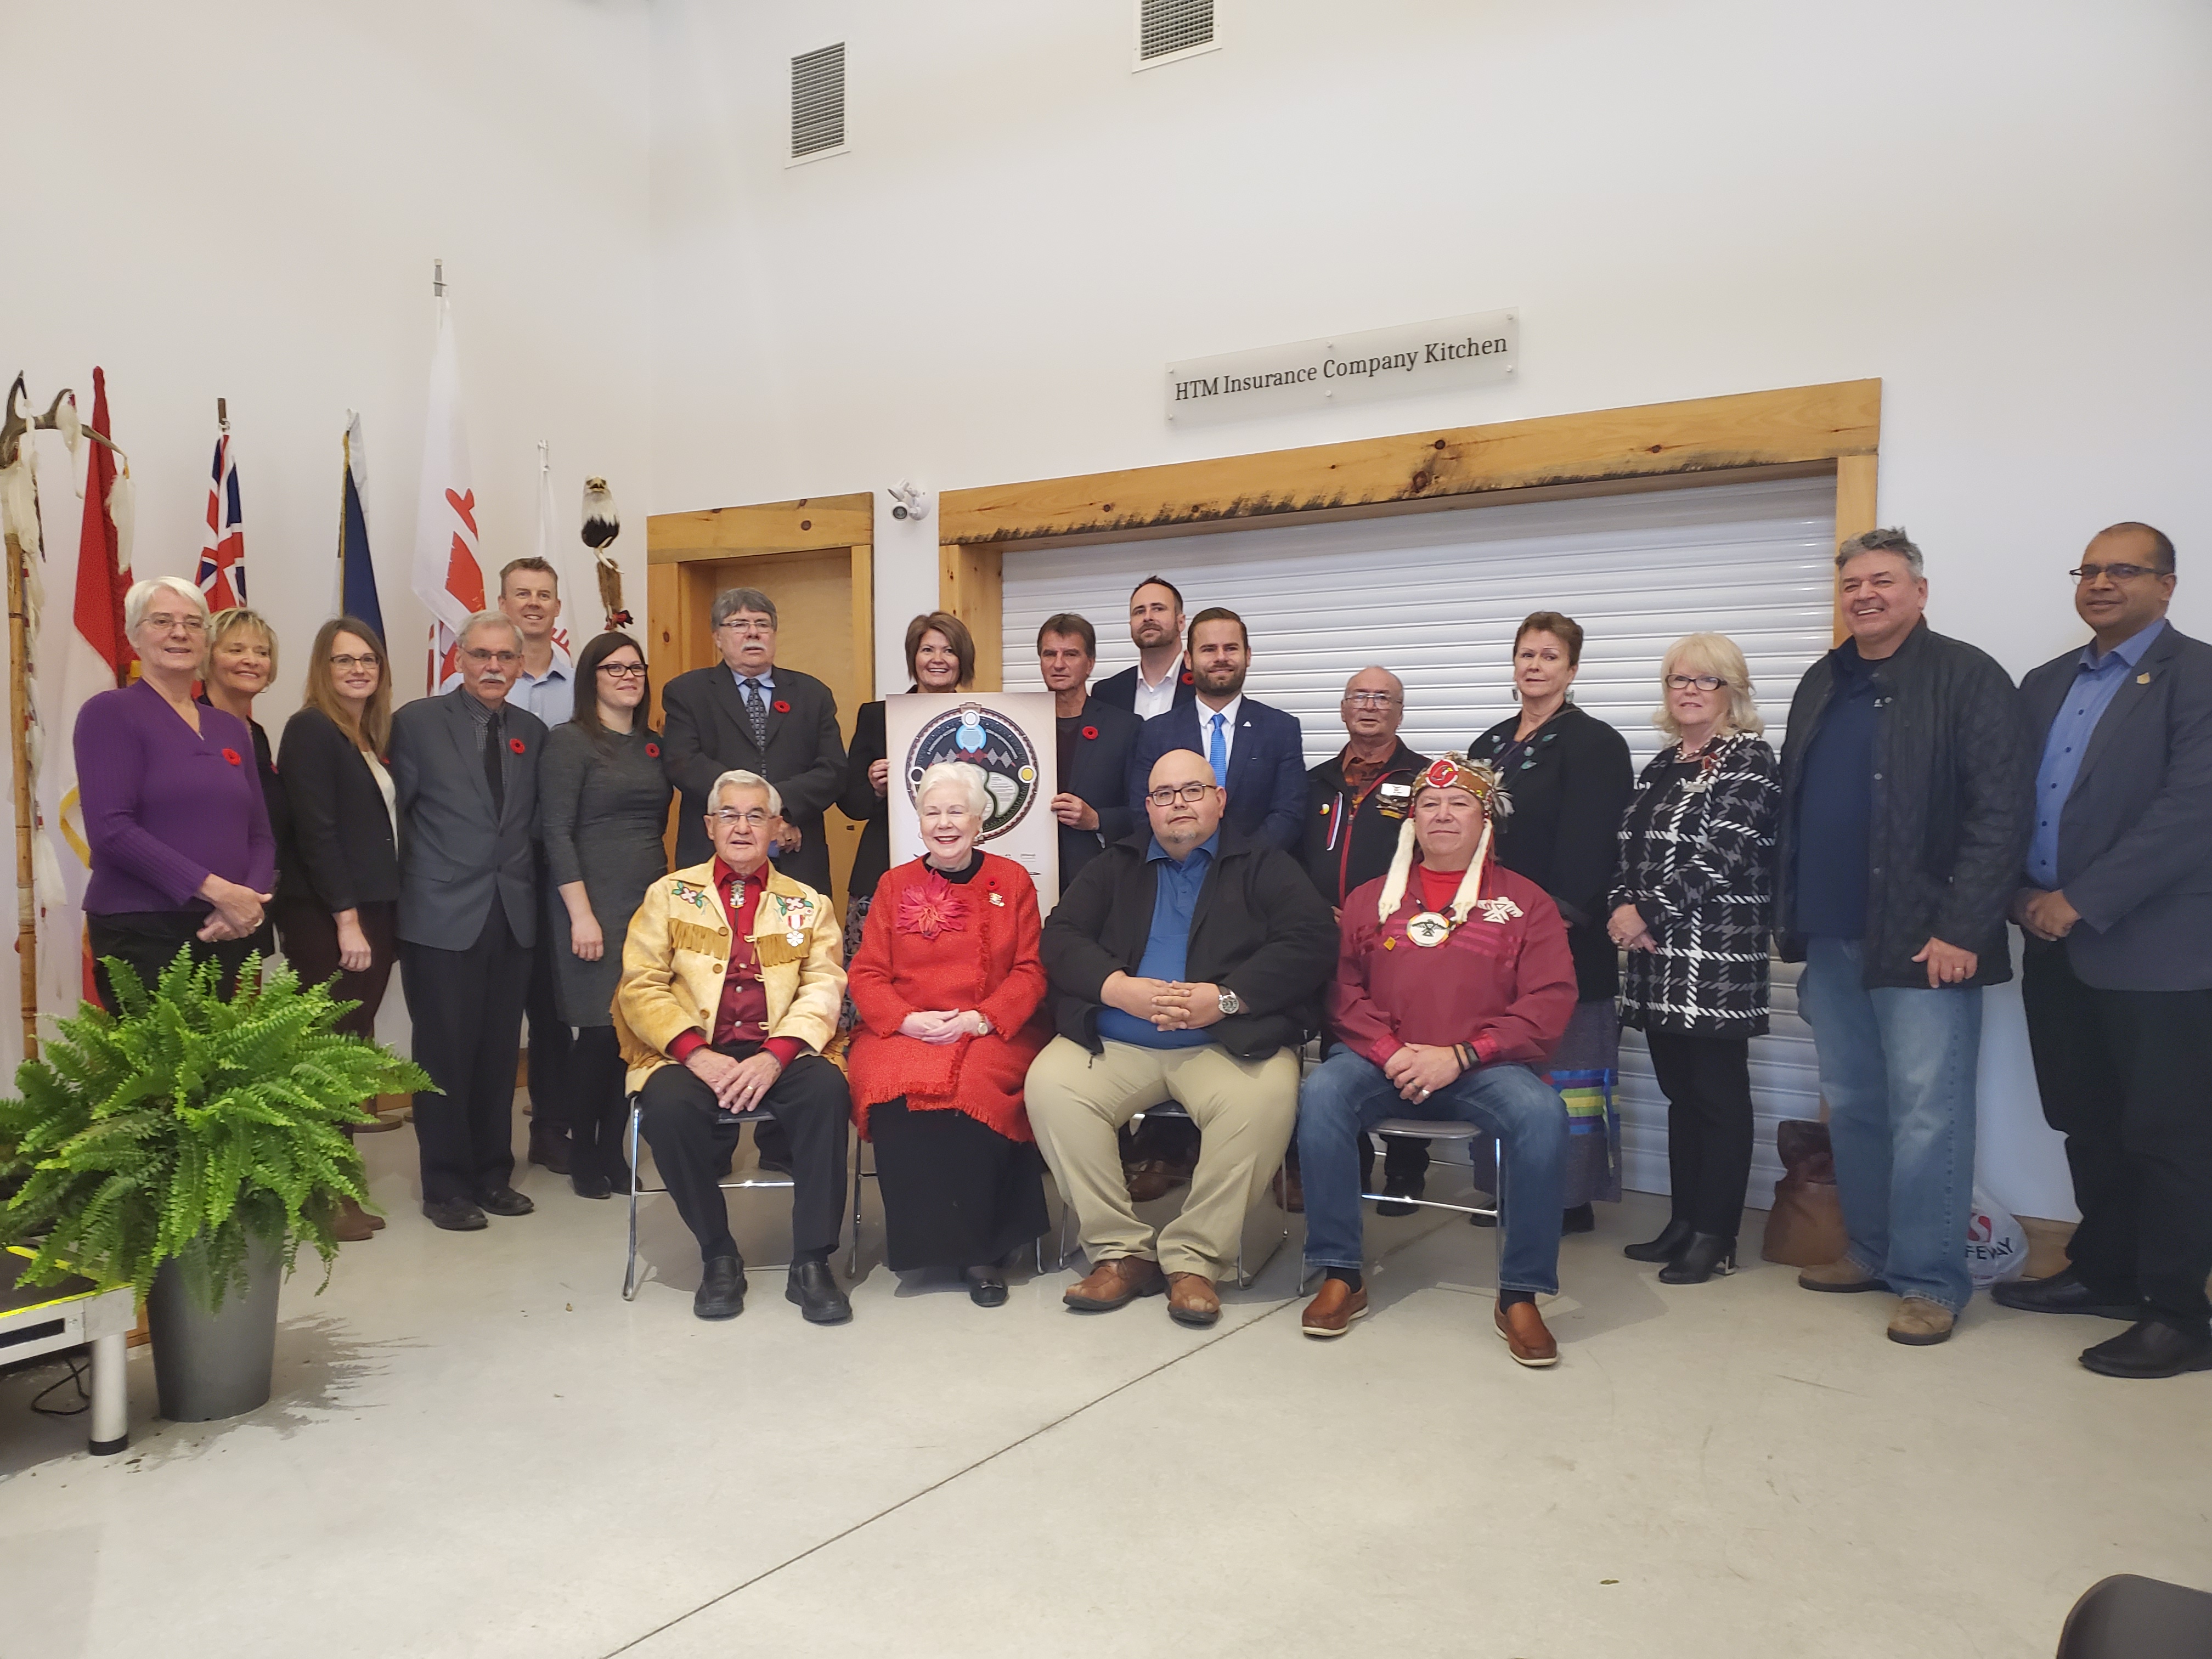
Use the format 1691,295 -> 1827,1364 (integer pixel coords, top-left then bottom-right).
646,493 -> 873,563
939,544 -> 1004,691
1831,452 -> 1881,645
849,543 -> 876,703
938,380 -> 1880,546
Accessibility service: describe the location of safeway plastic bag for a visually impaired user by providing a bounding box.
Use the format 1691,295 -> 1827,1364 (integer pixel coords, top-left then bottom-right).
1966,1186 -> 2029,1286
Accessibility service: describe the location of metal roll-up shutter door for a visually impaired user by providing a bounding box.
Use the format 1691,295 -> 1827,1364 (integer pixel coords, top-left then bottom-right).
1001,475 -> 1836,1204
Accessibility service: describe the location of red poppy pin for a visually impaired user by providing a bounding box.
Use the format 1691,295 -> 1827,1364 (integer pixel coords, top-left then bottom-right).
772,699 -> 791,714
509,737 -> 527,755
221,748 -> 241,767
1081,725 -> 1098,741
645,741 -> 661,758
1180,670 -> 1194,685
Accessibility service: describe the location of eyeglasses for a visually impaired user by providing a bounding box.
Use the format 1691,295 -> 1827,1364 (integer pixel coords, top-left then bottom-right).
1666,674 -> 1728,691
462,648 -> 518,666
717,618 -> 776,635
328,654 -> 380,672
2068,563 -> 2169,584
1145,782 -> 1219,806
1341,692 -> 1401,708
144,614 -> 206,635
712,808 -> 772,827
597,662 -> 647,679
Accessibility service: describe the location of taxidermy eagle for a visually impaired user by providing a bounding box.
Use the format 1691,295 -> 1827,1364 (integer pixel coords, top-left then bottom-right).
580,477 -> 629,628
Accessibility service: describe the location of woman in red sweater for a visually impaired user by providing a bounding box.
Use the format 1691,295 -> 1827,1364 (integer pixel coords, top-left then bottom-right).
846,761 -> 1051,1306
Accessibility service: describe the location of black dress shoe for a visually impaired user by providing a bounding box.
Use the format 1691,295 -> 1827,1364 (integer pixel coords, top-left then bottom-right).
966,1271 -> 1009,1308
694,1256 -> 747,1321
1375,1172 -> 1425,1219
786,1260 -> 852,1324
1624,1217 -> 1695,1263
476,1187 -> 535,1217
423,1198 -> 488,1231
1658,1233 -> 1737,1285
2079,1318 -> 2212,1380
1561,1203 -> 1596,1234
527,1133 -> 572,1176
1990,1268 -> 2140,1322
571,1169 -> 613,1200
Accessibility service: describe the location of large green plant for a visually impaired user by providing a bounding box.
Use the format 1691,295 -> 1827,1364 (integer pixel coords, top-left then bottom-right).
0,950 -> 429,1307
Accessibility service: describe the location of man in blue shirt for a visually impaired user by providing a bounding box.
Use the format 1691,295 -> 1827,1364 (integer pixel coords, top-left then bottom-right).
1029,748 -> 1337,1329
2002,523 -> 2212,1380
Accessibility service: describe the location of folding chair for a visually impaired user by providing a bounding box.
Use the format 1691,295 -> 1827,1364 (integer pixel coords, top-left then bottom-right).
1055,1101 -> 1289,1289
622,1096 -> 795,1300
1293,1118 -> 1503,1295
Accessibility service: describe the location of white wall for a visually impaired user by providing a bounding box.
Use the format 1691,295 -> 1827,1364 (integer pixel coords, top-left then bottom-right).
648,0 -> 2212,1218
9,0 -> 654,1067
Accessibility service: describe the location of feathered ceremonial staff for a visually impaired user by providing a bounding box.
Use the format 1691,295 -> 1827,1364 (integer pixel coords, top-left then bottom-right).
580,476 -> 629,630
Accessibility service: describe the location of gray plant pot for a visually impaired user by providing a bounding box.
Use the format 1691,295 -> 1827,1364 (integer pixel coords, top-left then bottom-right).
145,1237 -> 282,1423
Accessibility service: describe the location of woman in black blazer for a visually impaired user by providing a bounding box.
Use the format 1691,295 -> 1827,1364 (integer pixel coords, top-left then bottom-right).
276,617 -> 403,1243
1469,610 -> 1635,1231
837,611 -> 976,955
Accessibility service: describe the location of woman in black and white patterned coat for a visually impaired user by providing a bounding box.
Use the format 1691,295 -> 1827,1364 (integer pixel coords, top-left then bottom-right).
1607,633 -> 1780,1285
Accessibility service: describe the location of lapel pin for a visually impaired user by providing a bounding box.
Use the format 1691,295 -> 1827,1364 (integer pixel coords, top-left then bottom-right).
2137,672 -> 2152,685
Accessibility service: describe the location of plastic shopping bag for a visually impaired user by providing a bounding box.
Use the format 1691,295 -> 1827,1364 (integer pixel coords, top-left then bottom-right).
1966,1186 -> 2030,1287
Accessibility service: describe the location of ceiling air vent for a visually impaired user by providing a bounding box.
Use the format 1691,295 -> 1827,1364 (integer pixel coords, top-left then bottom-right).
789,42 -> 847,163
1136,0 -> 1218,70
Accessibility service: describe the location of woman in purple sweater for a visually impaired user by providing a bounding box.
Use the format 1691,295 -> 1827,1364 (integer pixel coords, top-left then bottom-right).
75,575 -> 275,1006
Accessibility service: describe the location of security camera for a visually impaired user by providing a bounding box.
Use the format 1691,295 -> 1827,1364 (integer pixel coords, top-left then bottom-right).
887,481 -> 932,523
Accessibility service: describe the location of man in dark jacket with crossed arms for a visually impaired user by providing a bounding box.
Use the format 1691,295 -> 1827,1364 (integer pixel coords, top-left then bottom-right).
1028,747 -> 1336,1331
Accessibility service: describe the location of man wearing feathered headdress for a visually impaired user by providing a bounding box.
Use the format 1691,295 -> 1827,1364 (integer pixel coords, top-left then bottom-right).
1294,754 -> 1578,1364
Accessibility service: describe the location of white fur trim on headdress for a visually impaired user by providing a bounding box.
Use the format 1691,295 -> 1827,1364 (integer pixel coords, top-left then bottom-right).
1375,752 -> 1503,927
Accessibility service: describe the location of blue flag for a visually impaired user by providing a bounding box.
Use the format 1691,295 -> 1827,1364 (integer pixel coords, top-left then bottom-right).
338,410 -> 385,639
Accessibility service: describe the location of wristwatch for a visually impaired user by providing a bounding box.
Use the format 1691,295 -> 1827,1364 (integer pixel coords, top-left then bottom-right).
1216,987 -> 1243,1017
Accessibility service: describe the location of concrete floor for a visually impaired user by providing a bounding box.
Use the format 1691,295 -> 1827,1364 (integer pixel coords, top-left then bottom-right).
1,1109 -> 2204,1659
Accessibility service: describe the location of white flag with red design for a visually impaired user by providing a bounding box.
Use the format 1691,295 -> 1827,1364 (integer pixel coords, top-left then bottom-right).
410,295 -> 485,692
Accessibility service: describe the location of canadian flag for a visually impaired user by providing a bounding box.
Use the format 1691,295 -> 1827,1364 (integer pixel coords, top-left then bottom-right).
410,294 -> 485,692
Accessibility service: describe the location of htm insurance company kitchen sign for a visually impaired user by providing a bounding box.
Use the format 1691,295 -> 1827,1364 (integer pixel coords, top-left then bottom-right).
1166,308 -> 1517,427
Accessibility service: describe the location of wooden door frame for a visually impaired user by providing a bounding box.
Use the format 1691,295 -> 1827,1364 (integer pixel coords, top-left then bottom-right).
934,380 -> 1881,684
642,492 -> 876,723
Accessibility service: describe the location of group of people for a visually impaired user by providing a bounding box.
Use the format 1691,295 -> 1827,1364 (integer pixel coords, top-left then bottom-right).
72,517 -> 2210,1380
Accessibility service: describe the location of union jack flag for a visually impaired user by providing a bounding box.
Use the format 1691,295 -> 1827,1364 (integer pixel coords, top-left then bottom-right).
198,431 -> 247,610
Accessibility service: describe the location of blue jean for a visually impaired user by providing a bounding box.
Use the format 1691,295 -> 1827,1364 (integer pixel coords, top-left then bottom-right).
1796,936 -> 1982,1313
1296,1047 -> 1568,1296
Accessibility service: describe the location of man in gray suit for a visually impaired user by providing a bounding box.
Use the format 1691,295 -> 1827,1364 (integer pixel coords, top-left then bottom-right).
2001,522 -> 2212,1379
660,586 -> 847,895
393,611 -> 550,1231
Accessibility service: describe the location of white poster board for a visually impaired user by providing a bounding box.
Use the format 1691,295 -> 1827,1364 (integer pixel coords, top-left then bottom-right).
883,691 -> 1060,910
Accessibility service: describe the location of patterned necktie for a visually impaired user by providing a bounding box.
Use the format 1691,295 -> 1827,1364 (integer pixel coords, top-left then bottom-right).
1207,712 -> 1228,785
742,678 -> 769,748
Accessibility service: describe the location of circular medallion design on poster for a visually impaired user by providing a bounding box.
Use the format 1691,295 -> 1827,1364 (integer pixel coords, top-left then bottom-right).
902,702 -> 1040,843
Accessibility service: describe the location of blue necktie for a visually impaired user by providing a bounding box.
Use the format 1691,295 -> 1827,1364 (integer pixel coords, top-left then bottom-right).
1207,712 -> 1228,785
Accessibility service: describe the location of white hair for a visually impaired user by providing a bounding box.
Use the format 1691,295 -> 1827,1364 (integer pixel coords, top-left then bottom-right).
710,769 -> 782,816
123,574 -> 208,635
458,609 -> 523,651
915,760 -> 991,819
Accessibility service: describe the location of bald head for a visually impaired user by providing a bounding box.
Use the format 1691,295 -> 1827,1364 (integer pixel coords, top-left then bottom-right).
1340,665 -> 1406,749
1144,748 -> 1225,855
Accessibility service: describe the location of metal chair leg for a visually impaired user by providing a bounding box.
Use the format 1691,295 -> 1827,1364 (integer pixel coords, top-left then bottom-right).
848,1131 -> 865,1280
623,1101 -> 644,1301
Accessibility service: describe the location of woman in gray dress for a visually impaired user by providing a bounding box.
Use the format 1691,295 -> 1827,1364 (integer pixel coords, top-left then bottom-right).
540,631 -> 672,1198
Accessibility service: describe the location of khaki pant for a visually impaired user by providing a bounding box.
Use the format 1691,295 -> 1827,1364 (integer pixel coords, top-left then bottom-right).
1025,1036 -> 1300,1280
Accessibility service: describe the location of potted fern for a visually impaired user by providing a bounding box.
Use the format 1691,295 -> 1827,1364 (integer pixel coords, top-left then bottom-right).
0,951 -> 427,1423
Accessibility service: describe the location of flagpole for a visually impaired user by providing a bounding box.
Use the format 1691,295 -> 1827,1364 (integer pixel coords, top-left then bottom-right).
1,380 -> 42,1056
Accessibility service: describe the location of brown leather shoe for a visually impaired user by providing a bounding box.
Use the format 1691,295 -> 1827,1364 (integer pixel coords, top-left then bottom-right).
1493,1300 -> 1560,1367
1271,1166 -> 1305,1214
1798,1260 -> 1887,1294
1125,1160 -> 1176,1203
1063,1256 -> 1166,1311
1166,1272 -> 1220,1328
1300,1279 -> 1367,1338
333,1196 -> 376,1243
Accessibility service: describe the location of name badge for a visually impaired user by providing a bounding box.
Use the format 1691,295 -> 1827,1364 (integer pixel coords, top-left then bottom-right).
1378,783 -> 1412,797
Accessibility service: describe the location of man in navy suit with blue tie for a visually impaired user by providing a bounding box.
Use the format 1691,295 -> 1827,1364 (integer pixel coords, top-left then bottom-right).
1126,608 -> 1308,851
